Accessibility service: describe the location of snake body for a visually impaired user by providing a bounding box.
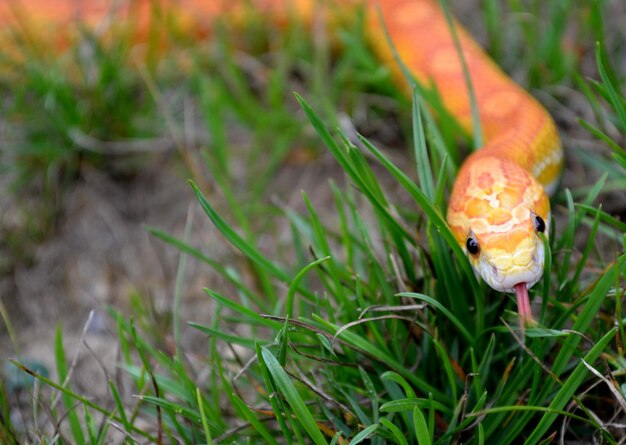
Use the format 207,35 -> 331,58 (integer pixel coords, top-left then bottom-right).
371,1 -> 563,324
1,0 -> 563,324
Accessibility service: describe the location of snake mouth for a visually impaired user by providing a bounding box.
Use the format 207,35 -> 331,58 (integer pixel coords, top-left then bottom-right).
476,239 -> 546,293
514,282 -> 534,332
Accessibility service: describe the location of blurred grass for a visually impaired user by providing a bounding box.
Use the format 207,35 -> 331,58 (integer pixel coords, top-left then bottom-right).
1,0 -> 626,444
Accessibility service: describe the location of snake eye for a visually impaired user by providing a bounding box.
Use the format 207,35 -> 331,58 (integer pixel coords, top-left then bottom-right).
466,234 -> 480,255
534,215 -> 546,233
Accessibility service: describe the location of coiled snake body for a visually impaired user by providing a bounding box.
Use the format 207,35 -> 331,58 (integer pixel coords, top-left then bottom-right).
1,0 -> 563,325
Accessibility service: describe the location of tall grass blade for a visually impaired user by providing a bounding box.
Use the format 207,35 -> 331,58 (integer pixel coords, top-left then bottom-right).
54,324 -> 85,444
260,347 -> 328,445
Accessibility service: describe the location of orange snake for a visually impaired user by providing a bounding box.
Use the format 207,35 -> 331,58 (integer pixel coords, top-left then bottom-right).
1,0 -> 563,325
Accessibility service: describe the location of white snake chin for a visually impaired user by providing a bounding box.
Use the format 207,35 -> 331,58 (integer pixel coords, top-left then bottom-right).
475,239 -> 545,294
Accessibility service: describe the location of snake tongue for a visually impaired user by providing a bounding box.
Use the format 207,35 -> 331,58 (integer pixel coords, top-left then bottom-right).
514,282 -> 534,333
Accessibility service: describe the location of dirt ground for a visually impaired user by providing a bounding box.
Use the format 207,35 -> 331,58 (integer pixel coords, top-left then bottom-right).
0,148 -> 352,370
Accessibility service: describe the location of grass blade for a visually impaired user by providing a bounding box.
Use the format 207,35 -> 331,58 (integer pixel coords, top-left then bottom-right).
54,324 -> 85,445
189,180 -> 289,281
196,388 -> 214,445
232,394 -> 281,445
261,347 -> 328,445
399,292 -> 473,344
413,405 -> 432,445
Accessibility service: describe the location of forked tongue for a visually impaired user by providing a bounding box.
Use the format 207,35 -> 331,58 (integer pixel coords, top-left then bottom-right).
514,282 -> 534,335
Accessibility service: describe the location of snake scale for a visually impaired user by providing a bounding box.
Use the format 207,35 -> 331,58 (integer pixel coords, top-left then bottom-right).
1,0 -> 563,326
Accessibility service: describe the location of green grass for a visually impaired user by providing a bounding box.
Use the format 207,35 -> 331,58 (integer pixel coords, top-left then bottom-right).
1,1 -> 626,444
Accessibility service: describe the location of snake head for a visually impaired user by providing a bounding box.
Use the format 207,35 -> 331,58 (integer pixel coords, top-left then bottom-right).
448,157 -> 551,324
465,208 -> 549,293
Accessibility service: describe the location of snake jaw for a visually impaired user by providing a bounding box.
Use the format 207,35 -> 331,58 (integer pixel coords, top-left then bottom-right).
474,242 -> 544,292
